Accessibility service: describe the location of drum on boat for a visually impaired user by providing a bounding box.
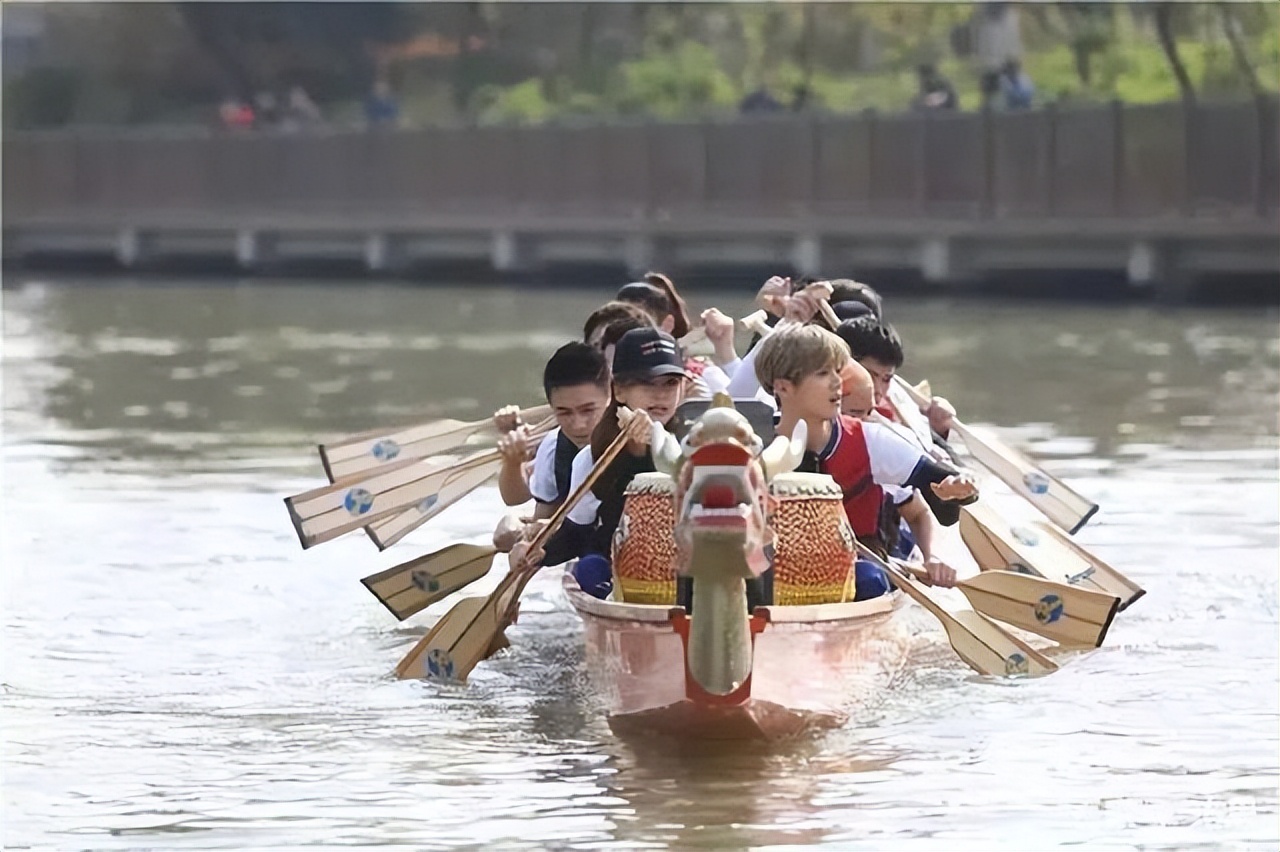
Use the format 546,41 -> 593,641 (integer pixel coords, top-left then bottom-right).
768,472 -> 857,606
612,472 -> 678,604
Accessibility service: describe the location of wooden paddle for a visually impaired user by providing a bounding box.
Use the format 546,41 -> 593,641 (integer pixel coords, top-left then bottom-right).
893,377 -> 1098,534
286,418 -> 554,550
362,543 -> 500,621
394,415 -> 641,682
959,502 -> 1145,611
319,404 -> 553,482
362,460 -> 504,551
897,559 -> 1120,649
855,544 -> 1058,677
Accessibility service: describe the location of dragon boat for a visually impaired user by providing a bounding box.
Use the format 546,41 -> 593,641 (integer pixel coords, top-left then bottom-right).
562,397 -> 915,740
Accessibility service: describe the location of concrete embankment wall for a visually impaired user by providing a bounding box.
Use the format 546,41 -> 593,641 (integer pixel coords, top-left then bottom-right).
3,98 -> 1277,301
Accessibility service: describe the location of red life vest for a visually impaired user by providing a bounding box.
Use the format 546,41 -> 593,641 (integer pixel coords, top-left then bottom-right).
817,415 -> 882,538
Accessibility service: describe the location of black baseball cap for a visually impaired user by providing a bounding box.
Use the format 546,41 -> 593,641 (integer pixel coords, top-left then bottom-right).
611,327 -> 690,383
832,300 -> 874,321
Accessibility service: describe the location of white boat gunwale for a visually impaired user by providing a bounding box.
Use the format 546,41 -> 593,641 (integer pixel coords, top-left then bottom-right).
560,572 -> 903,626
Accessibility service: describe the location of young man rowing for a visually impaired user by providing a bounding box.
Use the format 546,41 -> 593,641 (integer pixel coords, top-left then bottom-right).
754,325 -> 978,598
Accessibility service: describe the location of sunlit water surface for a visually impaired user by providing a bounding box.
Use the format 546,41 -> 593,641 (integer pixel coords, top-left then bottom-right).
3,278 -> 1277,850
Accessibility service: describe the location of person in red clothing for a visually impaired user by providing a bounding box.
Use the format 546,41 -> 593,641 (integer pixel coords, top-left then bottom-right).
754,325 -> 977,599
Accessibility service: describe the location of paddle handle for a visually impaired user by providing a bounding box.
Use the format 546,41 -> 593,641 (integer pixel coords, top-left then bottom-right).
816,298 -> 841,331
854,541 -> 949,622
527,420 -> 635,554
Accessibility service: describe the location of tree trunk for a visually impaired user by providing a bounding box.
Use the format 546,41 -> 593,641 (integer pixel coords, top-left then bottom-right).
1155,3 -> 1196,104
1217,3 -> 1263,97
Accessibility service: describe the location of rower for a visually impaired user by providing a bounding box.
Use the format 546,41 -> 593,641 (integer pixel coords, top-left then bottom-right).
515,327 -> 690,594
840,356 -> 958,583
836,315 -> 957,446
753,325 -> 977,598
491,342 -> 610,552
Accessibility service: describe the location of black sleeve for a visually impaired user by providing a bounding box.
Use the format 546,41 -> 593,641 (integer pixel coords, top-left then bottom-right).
539,520 -> 591,567
920,485 -> 962,527
902,456 -> 977,527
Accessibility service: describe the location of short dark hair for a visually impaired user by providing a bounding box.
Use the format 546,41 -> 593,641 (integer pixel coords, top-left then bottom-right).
543,341 -> 609,399
598,315 -> 653,351
835,315 -> 904,368
827,279 -> 883,319
583,301 -> 652,344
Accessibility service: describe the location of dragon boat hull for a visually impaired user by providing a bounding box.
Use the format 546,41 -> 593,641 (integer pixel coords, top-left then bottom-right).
562,573 -> 912,741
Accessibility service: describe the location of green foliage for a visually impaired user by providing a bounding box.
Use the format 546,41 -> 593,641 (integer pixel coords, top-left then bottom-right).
5,2 -> 1279,130
611,41 -> 738,118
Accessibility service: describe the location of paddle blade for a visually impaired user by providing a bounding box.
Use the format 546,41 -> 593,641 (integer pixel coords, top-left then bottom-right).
957,571 -> 1120,649
362,544 -> 497,622
960,503 -> 1145,611
320,405 -> 553,483
951,422 -> 1098,534
888,566 -> 1058,678
365,461 -> 498,551
284,452 -> 499,549
394,575 -> 520,682
947,611 -> 1059,677
320,420 -> 475,482
1033,521 -> 1146,612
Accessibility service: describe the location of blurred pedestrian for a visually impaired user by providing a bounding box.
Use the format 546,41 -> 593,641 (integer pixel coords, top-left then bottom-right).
912,64 -> 958,111
218,97 -> 254,131
1000,59 -> 1035,110
282,85 -> 323,132
365,78 -> 400,129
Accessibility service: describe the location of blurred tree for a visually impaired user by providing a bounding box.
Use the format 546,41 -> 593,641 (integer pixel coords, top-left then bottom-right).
1154,2 -> 1196,102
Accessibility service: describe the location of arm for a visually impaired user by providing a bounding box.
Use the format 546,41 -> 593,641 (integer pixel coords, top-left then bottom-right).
700,307 -> 739,368
865,421 -> 978,525
898,492 -> 957,587
496,427 -> 533,506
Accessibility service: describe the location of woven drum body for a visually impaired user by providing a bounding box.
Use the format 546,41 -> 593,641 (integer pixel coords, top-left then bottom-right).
612,472 -> 678,604
769,472 -> 857,605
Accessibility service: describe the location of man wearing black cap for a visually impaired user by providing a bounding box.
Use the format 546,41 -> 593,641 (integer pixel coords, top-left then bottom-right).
514,328 -> 690,590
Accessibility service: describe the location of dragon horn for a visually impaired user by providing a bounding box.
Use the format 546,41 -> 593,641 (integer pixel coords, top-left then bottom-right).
760,418 -> 807,482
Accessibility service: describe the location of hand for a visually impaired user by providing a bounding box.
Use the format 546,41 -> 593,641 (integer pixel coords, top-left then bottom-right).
492,513 -> 525,552
492,404 -> 522,434
926,396 -> 956,437
618,406 -> 655,451
508,538 -> 545,573
930,473 -> 978,502
497,425 -> 532,465
782,291 -> 822,324
756,276 -> 792,317
923,555 -> 957,588
700,307 -> 738,361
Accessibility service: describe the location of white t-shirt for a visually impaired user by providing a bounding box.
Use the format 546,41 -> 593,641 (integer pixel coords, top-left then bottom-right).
527,428 -> 561,504
565,445 -> 601,526
862,419 -> 931,488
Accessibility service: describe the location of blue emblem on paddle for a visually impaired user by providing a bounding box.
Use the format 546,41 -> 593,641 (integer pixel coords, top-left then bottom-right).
417,494 -> 438,514
1011,526 -> 1040,548
1023,471 -> 1051,494
411,569 -> 440,593
426,648 -> 455,680
1005,653 -> 1029,675
1035,594 -> 1064,624
371,439 -> 400,461
344,487 -> 374,515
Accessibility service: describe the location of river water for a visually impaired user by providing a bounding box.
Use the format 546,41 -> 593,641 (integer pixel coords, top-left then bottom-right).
2,277 -> 1277,851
